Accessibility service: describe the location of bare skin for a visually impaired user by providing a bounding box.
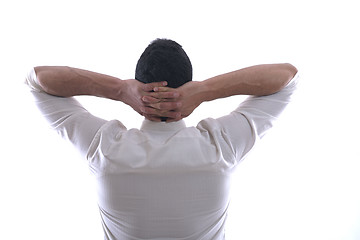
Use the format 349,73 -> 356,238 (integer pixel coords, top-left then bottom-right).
143,63 -> 298,120
34,63 -> 297,122
34,66 -> 182,122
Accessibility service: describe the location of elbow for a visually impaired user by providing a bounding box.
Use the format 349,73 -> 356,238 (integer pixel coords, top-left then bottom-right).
33,66 -> 55,94
270,63 -> 298,94
284,63 -> 298,80
33,66 -> 44,86
276,63 -> 298,91
34,66 -> 46,85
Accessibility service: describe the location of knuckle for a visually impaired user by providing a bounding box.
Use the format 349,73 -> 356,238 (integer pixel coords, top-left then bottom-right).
160,102 -> 173,110
144,107 -> 155,114
143,84 -> 152,91
158,102 -> 167,109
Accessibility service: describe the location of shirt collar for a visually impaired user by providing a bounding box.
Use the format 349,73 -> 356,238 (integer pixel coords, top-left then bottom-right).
140,119 -> 186,132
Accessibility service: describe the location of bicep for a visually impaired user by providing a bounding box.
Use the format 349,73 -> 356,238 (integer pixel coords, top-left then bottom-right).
215,113 -> 257,160
56,112 -> 107,157
31,91 -> 107,157
198,113 -> 256,163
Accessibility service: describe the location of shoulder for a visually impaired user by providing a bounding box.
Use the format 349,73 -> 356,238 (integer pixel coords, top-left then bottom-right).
92,120 -> 127,139
196,115 -> 255,161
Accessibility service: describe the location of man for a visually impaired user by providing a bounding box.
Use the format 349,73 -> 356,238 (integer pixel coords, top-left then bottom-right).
26,39 -> 298,240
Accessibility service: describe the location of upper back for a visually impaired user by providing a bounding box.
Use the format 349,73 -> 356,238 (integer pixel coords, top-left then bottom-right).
87,119 -> 241,239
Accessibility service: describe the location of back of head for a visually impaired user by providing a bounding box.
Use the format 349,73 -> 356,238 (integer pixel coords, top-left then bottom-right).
135,39 -> 192,88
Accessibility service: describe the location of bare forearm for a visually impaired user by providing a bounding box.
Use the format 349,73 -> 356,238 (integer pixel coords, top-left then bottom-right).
34,66 -> 122,99
32,66 -> 182,121
201,63 -> 298,101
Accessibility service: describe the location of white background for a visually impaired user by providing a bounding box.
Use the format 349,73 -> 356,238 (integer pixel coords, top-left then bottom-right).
1,0 -> 359,239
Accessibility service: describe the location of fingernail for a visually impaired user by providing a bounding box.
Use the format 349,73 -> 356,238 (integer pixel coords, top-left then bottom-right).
173,92 -> 179,97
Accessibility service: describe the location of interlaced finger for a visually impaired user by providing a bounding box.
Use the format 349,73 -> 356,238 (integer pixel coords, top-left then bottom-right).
147,91 -> 180,100
142,81 -> 168,92
145,101 -> 182,111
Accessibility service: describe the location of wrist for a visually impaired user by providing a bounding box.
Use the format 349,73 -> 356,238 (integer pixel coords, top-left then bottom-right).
116,79 -> 143,108
114,79 -> 129,102
91,75 -> 123,100
201,76 -> 223,102
106,78 -> 124,100
177,81 -> 207,118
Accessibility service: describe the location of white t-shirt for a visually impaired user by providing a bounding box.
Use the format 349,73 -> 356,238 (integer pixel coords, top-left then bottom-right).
26,69 -> 299,240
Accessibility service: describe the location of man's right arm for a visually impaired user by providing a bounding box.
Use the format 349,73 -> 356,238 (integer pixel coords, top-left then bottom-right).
159,63 -> 297,118
201,63 -> 297,98
182,63 -> 298,161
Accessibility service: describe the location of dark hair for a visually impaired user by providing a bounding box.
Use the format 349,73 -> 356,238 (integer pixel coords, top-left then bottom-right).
135,38 -> 192,88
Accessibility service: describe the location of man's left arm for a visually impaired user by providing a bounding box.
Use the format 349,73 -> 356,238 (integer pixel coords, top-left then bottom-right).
26,66 -> 182,157
34,66 -> 181,120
